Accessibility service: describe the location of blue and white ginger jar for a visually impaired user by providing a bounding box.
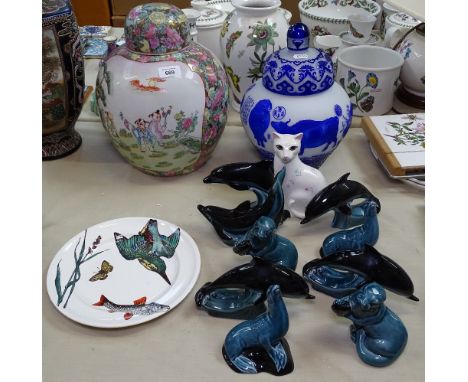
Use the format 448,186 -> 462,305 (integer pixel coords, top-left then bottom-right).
240,23 -> 352,168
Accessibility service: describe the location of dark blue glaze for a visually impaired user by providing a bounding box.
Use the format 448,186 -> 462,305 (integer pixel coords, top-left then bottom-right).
304,201 -> 380,297
331,201 -> 367,229
203,160 -> 273,207
248,99 -> 272,148
233,216 -> 298,270
303,245 -> 419,301
332,283 -> 408,367
222,285 -> 294,375
197,168 -> 286,246
301,173 -> 381,224
195,257 -> 313,319
271,105 -> 342,155
322,200 -> 379,256
262,23 -> 334,96
287,22 -> 309,51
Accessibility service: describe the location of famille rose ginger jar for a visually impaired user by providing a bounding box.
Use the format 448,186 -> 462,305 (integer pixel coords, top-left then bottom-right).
96,3 -> 229,176
220,0 -> 290,111
42,0 -> 85,160
240,23 -> 352,168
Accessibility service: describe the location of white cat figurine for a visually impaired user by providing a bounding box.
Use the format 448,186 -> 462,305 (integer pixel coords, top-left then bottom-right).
273,132 -> 327,219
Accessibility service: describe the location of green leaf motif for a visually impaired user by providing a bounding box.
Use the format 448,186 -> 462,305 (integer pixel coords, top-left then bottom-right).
225,31 -> 242,59
55,262 -> 63,306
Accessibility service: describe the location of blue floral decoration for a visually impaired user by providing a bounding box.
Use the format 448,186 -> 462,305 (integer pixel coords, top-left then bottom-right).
334,104 -> 342,117
348,70 -> 356,82
366,73 -> 379,89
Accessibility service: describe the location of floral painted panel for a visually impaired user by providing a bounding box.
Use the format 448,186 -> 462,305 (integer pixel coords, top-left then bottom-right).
96,56 -> 206,176
369,113 -> 425,168
42,28 -> 67,134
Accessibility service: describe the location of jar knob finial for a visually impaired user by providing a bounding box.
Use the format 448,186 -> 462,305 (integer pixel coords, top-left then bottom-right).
287,23 -> 309,51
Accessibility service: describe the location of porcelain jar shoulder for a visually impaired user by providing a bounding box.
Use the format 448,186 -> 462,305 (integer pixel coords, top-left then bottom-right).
96,3 -> 229,176
220,0 -> 289,111
240,23 -> 352,168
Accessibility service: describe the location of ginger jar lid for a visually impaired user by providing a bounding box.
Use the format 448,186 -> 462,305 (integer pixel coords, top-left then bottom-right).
124,3 -> 190,55
262,23 -> 334,96
196,8 -> 226,28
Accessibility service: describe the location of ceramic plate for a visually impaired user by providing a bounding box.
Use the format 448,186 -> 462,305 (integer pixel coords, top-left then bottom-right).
46,217 -> 201,328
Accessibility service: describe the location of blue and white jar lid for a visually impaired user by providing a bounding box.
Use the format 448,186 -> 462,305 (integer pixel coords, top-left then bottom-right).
262,23 -> 334,96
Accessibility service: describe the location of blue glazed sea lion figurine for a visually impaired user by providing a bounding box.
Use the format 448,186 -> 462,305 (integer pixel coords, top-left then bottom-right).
222,285 -> 294,375
322,200 -> 379,257
233,216 -> 298,270
198,168 -> 286,246
331,200 -> 368,229
332,282 -> 408,367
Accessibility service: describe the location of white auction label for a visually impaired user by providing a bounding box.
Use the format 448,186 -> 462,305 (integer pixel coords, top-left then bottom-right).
293,54 -> 308,59
158,66 -> 181,78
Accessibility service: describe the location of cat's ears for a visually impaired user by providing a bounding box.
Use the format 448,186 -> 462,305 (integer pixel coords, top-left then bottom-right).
272,132 -> 303,142
294,133 -> 303,142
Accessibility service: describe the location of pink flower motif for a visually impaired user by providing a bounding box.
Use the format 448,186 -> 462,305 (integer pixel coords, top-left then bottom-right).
211,88 -> 224,109
183,118 -> 192,130
414,122 -> 425,134
163,27 -> 183,49
145,24 -> 156,39
149,36 -> 160,49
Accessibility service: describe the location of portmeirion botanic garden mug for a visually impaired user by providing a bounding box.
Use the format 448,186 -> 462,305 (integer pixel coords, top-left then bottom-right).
336,46 -> 403,116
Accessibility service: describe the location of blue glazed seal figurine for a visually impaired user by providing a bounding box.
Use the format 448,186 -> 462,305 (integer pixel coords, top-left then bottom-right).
321,200 -> 380,257
240,23 -> 352,168
332,282 -> 408,367
233,216 -> 298,270
222,285 -> 294,375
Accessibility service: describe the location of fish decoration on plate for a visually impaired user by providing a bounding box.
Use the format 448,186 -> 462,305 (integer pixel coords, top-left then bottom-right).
93,295 -> 170,320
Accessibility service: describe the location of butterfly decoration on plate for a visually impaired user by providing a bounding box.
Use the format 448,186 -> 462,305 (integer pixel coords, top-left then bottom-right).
89,260 -> 113,282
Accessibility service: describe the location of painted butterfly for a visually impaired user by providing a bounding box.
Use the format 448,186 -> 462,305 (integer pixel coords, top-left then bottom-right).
89,260 -> 113,282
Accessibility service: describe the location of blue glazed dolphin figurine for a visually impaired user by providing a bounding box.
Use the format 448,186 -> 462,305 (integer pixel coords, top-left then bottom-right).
197,168 -> 286,246
233,216 -> 298,270
303,245 -> 419,301
332,282 -> 408,367
203,160 -> 274,206
222,284 -> 294,375
301,173 -> 381,225
195,257 -> 313,319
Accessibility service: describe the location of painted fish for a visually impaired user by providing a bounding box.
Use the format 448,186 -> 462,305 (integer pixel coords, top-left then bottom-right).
93,295 -> 170,320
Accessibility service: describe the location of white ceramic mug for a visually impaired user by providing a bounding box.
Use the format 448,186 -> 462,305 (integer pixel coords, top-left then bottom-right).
336,46 -> 404,116
347,13 -> 377,44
